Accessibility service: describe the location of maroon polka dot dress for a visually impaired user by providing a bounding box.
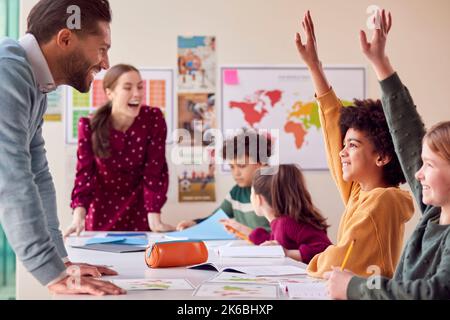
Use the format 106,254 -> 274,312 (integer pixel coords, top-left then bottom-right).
70,106 -> 169,231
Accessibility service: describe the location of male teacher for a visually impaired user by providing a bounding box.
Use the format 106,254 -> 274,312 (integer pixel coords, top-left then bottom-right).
0,0 -> 125,295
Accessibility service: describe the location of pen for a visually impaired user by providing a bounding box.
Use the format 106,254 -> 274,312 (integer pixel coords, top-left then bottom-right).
340,239 -> 355,271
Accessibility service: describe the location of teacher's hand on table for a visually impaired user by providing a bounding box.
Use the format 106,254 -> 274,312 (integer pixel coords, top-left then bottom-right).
48,275 -> 126,296
65,261 -> 118,277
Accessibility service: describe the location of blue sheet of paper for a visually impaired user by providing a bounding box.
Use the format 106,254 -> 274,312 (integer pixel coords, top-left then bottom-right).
85,237 -> 148,246
106,232 -> 147,237
164,209 -> 237,241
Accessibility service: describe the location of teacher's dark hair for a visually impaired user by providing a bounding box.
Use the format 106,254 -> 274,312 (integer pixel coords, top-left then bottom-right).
27,0 -> 112,44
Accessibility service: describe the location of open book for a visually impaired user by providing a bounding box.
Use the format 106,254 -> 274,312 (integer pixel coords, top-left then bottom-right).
188,263 -> 307,276
217,245 -> 285,258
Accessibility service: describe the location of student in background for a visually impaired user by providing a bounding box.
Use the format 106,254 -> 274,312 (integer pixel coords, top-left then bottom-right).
295,11 -> 414,278
246,164 -> 331,263
327,9 -> 450,300
64,64 -> 174,236
176,129 -> 271,233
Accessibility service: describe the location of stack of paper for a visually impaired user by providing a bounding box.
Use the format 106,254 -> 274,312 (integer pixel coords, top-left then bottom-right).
70,236 -> 149,253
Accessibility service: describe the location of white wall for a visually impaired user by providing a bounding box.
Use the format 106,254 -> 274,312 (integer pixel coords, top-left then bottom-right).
16,0 -> 450,299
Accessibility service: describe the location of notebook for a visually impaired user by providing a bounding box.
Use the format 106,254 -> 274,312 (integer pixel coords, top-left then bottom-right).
217,245 -> 285,258
188,263 -> 307,276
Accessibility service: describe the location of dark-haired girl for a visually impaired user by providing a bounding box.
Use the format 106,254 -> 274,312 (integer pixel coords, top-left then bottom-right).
64,64 -> 174,235
248,165 -> 331,263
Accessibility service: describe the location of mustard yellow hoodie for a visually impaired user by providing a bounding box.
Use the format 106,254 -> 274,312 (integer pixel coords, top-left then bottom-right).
307,89 -> 414,279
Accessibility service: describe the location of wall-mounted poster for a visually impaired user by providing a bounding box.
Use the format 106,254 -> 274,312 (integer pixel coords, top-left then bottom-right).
44,86 -> 65,121
176,146 -> 216,202
65,68 -> 174,144
177,36 -> 216,93
220,66 -> 366,170
177,92 -> 216,146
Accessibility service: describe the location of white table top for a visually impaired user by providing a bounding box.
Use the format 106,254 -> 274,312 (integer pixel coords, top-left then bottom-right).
58,232 -> 309,300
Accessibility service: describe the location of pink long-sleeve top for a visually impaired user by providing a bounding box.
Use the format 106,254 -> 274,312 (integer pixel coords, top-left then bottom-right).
249,216 -> 332,264
70,106 -> 169,231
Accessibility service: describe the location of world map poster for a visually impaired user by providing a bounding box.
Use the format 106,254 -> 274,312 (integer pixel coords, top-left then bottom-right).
221,66 -> 366,170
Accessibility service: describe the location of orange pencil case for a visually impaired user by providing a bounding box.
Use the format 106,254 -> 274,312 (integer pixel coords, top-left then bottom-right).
145,240 -> 208,268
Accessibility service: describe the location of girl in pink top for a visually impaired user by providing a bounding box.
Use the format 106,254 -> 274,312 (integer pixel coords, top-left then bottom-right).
64,64 -> 174,236
248,164 -> 331,263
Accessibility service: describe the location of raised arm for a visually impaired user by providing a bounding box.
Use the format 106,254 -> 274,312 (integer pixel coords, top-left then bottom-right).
295,11 -> 330,96
295,11 -> 354,203
360,9 -> 428,213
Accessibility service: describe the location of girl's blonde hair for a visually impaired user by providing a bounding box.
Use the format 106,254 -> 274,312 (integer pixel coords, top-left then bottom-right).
424,121 -> 450,163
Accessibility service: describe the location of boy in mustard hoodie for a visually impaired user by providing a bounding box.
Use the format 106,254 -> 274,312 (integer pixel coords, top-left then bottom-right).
295,11 -> 414,278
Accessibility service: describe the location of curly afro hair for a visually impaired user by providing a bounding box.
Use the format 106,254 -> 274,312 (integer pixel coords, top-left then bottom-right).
339,99 -> 406,186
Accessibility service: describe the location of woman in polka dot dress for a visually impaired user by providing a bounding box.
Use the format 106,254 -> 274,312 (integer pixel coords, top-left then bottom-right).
64,64 -> 174,236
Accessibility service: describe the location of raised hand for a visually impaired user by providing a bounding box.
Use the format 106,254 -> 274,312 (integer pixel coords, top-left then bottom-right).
295,10 -> 331,96
360,9 -> 395,80
295,10 -> 321,69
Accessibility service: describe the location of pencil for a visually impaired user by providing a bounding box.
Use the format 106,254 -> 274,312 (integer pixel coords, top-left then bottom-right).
225,225 -> 252,244
340,239 -> 355,271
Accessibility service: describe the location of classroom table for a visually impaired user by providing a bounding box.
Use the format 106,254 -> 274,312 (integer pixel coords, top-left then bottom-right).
57,232 -> 310,300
